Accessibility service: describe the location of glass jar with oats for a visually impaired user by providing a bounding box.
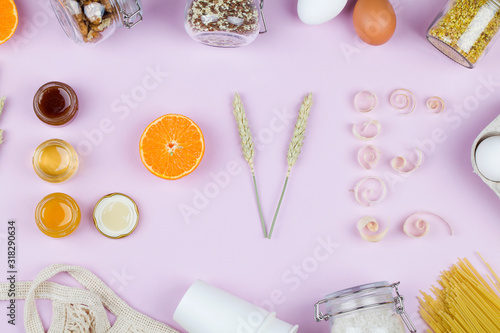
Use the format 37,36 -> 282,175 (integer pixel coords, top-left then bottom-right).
185,0 -> 267,47
427,0 -> 500,68
50,0 -> 143,44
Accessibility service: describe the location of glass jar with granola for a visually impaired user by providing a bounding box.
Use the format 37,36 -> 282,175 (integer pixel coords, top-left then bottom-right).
185,0 -> 267,47
426,0 -> 500,68
50,0 -> 143,44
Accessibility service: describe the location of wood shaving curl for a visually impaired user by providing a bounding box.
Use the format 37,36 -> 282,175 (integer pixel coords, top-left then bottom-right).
357,216 -> 389,242
353,177 -> 387,207
403,212 -> 453,238
357,145 -> 381,170
352,119 -> 381,141
354,91 -> 378,113
390,148 -> 424,174
390,89 -> 416,115
426,96 -> 445,114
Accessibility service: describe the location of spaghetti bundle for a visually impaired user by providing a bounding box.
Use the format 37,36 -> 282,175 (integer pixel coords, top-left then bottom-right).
419,254 -> 500,333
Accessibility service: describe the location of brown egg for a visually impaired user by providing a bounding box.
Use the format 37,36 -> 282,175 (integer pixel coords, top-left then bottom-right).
353,0 -> 396,46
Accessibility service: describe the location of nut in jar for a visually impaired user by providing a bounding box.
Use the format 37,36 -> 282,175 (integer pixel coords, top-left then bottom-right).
50,0 -> 143,44
185,0 -> 268,47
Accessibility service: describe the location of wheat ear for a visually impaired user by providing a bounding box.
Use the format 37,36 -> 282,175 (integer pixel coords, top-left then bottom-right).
0,97 -> 5,145
268,93 -> 313,239
233,93 -> 267,238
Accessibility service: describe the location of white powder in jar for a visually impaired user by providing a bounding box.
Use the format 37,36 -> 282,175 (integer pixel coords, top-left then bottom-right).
331,307 -> 405,333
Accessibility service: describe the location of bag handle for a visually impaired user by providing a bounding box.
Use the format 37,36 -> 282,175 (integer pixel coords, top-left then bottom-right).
23,264 -> 179,333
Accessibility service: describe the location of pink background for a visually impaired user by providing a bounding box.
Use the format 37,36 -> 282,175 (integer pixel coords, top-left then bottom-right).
2,0 -> 500,331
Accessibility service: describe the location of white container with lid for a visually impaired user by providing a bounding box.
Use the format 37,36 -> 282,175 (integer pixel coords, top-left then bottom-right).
174,280 -> 298,333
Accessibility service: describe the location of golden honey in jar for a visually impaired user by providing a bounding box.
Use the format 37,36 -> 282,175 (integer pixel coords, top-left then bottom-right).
35,193 -> 81,238
33,81 -> 79,125
33,139 -> 79,183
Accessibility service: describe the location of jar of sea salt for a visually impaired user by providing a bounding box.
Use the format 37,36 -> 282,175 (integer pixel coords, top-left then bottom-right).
314,282 -> 416,333
426,0 -> 500,68
50,0 -> 143,44
184,0 -> 267,47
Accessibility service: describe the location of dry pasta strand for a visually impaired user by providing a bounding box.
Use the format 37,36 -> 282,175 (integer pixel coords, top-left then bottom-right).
419,255 -> 500,333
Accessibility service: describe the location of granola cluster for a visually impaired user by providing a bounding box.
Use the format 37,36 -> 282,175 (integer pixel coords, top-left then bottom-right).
66,0 -> 117,43
187,0 -> 259,36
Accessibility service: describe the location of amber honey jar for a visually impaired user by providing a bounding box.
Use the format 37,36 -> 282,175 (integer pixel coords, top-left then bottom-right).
35,193 -> 81,238
33,82 -> 79,126
33,139 -> 79,183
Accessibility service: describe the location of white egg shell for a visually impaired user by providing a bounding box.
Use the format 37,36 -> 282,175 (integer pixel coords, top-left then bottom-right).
475,136 -> 500,181
298,0 -> 348,25
471,113 -> 500,200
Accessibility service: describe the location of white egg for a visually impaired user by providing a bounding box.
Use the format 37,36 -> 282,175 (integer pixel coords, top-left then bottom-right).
297,0 -> 348,25
475,136 -> 500,181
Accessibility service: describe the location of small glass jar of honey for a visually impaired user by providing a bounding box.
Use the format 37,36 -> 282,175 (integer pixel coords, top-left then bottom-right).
33,139 -> 79,183
35,193 -> 81,238
33,81 -> 78,126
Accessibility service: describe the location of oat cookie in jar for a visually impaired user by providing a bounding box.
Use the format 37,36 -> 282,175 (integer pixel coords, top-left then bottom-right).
314,282 -> 417,333
185,0 -> 268,47
427,0 -> 500,68
50,0 -> 143,44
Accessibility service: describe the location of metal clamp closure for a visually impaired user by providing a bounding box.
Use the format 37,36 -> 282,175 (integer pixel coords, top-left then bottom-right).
314,299 -> 330,322
315,282 -> 417,333
391,282 -> 417,333
117,0 -> 143,29
259,0 -> 268,34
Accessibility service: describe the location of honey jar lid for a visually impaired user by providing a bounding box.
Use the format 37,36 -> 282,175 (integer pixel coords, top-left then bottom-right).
93,193 -> 139,239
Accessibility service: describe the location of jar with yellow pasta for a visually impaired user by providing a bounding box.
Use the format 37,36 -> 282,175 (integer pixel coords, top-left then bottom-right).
427,0 -> 500,68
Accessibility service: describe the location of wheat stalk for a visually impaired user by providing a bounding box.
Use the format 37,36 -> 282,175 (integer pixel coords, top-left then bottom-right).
233,93 -> 267,238
268,93 -> 313,239
0,97 -> 5,145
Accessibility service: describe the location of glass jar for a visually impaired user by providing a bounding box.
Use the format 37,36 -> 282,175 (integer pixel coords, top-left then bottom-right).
33,81 -> 78,126
314,282 -> 416,333
33,139 -> 79,183
50,0 -> 143,44
93,193 -> 139,239
35,193 -> 81,238
184,0 -> 267,47
426,0 -> 500,68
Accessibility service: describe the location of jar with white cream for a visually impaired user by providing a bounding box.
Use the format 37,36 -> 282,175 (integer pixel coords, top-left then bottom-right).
93,193 -> 139,239
314,282 -> 416,333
